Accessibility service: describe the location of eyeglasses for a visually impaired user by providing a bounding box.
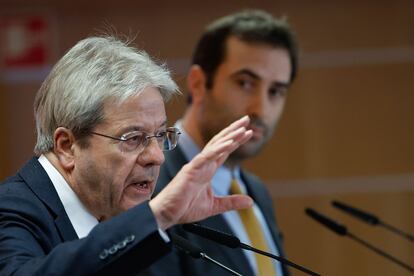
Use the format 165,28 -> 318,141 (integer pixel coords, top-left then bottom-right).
90,127 -> 181,153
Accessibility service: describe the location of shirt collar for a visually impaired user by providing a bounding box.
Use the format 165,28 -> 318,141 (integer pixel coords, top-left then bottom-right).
38,155 -> 99,238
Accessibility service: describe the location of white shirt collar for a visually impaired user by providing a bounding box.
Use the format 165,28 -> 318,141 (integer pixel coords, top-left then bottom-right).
38,155 -> 99,238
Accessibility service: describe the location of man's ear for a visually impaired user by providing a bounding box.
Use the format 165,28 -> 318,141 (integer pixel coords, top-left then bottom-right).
187,65 -> 207,105
53,127 -> 76,171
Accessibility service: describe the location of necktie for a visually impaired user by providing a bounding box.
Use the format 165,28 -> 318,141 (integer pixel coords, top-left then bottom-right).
230,178 -> 277,276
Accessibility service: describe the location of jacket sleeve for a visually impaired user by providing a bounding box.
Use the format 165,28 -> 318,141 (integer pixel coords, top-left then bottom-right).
0,190 -> 171,276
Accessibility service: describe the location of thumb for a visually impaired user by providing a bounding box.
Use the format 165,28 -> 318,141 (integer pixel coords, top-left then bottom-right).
211,195 -> 253,216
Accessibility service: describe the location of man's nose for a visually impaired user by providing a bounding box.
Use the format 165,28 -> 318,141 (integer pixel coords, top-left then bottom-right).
137,138 -> 165,167
247,89 -> 268,118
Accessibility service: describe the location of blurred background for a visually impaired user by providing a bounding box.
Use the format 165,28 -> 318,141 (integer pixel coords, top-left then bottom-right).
1,0 -> 413,275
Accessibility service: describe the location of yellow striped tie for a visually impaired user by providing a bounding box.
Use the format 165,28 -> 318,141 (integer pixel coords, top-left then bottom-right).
230,178 -> 277,276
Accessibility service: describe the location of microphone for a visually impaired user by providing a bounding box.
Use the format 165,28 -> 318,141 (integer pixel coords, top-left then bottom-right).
183,223 -> 320,276
170,233 -> 242,276
332,200 -> 414,242
305,208 -> 414,273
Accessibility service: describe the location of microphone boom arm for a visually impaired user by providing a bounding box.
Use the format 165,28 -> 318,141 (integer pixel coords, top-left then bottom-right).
200,253 -> 242,276
306,208 -> 414,273
332,200 -> 414,242
183,223 -> 321,276
347,231 -> 414,273
171,233 -> 243,276
239,243 -> 320,276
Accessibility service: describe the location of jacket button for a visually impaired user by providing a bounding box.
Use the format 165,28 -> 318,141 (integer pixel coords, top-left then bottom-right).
99,249 -> 109,260
125,234 -> 135,243
108,246 -> 118,254
118,240 -> 128,249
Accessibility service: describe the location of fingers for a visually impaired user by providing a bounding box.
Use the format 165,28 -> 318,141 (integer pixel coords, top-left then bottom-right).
202,116 -> 253,158
150,116 -> 254,229
205,115 -> 250,146
190,122 -> 253,171
190,139 -> 233,170
237,129 -> 254,146
211,195 -> 253,216
205,129 -> 253,162
214,130 -> 253,166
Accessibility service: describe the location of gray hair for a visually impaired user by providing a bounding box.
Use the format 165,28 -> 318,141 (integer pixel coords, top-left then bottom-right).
34,36 -> 179,155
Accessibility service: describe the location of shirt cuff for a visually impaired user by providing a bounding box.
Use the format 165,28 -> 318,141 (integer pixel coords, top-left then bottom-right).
158,228 -> 170,243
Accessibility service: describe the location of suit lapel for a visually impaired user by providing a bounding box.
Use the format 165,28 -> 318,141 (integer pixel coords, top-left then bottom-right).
18,157 -> 78,241
162,145 -> 188,177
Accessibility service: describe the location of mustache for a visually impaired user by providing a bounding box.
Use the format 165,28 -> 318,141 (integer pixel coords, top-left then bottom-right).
130,167 -> 159,182
248,118 -> 268,133
147,167 -> 159,180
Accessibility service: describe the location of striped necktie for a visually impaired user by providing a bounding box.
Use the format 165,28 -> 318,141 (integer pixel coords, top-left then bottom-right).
230,178 -> 277,276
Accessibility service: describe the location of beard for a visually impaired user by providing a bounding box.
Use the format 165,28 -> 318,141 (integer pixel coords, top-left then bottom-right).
231,135 -> 268,159
231,119 -> 274,160
199,113 -> 275,162
197,90 -> 280,164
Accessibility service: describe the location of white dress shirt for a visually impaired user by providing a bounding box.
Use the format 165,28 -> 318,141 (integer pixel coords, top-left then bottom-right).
38,155 -> 98,238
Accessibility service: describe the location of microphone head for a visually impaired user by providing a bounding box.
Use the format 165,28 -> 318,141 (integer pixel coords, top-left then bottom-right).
332,200 -> 379,225
305,208 -> 348,236
170,233 -> 202,259
183,223 -> 241,248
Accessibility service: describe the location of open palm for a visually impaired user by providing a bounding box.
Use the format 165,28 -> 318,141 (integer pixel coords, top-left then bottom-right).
150,116 -> 253,230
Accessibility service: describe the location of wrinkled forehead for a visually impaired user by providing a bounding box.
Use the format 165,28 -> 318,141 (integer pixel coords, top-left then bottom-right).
99,87 -> 167,132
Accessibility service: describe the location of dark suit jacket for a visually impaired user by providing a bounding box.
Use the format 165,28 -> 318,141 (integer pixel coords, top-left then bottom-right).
0,157 -> 171,276
143,145 -> 290,276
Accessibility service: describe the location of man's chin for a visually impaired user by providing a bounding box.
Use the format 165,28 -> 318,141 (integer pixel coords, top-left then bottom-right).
232,142 -> 264,160
121,195 -> 152,210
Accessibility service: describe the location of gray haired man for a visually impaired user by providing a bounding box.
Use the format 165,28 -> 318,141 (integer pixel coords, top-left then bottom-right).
0,36 -> 253,275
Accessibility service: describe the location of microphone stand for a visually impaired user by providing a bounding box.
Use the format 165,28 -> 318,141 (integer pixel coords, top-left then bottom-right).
332,200 -> 414,242
171,233 -> 242,276
200,253 -> 242,276
347,232 -> 414,273
183,223 -> 321,276
380,221 -> 414,242
306,208 -> 414,273
239,243 -> 320,276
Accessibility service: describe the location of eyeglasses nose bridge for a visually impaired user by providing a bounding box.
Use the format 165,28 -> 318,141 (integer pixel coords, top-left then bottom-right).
142,134 -> 161,148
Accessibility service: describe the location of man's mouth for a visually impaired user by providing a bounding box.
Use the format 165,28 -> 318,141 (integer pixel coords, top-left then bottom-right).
135,181 -> 149,189
130,180 -> 154,193
248,125 -> 265,139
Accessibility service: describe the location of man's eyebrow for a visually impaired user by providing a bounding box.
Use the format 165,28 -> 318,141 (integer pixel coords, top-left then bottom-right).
122,121 -> 168,134
159,121 -> 168,129
230,69 -> 260,80
231,68 -> 291,87
272,81 -> 290,88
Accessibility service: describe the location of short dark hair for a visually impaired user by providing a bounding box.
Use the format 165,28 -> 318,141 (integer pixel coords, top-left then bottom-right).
191,10 -> 299,89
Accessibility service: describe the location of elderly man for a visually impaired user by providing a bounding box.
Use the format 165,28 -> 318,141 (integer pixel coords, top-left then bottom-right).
0,36 -> 253,275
